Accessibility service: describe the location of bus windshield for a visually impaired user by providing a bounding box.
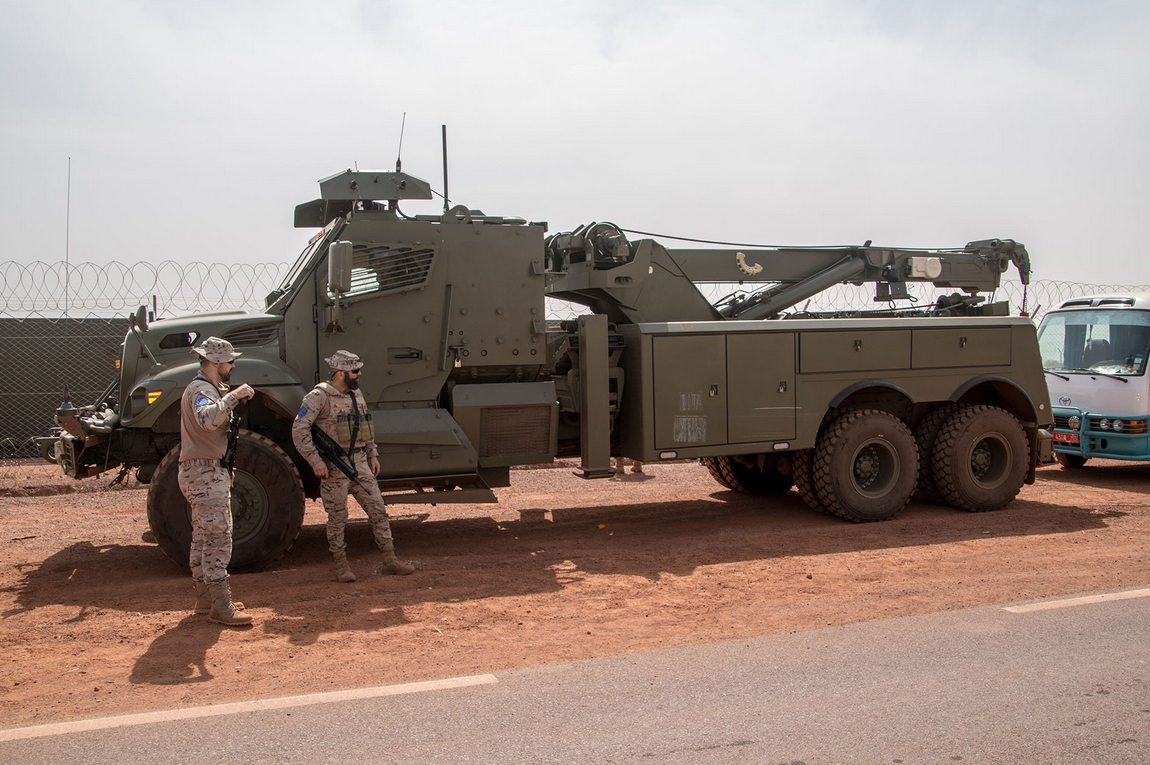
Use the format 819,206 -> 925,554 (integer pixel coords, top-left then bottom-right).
1037,309 -> 1150,375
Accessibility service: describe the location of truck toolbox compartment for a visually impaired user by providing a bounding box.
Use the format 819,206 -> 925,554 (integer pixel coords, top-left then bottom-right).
911,327 -> 1011,368
800,330 -> 911,373
653,335 -> 727,449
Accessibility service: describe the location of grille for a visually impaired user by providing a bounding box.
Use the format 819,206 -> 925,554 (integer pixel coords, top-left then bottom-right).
347,244 -> 436,297
1087,417 -> 1148,434
1053,415 -> 1073,429
224,323 -> 280,347
481,406 -> 551,458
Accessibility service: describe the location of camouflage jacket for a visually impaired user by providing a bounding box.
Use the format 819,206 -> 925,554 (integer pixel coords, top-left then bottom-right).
180,374 -> 238,462
291,382 -> 378,467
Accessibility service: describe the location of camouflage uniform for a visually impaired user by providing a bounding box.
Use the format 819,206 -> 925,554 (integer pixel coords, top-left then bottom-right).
179,348 -> 244,584
292,351 -> 395,556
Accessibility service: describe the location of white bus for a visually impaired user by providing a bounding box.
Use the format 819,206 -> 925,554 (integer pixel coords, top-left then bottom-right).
1036,292 -> 1150,468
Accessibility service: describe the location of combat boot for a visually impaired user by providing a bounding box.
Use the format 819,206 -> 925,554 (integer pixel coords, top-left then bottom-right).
332,551 -> 356,583
379,541 -> 415,576
194,580 -> 243,614
207,578 -> 253,626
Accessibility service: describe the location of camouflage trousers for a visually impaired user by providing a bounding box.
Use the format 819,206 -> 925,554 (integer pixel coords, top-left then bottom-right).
178,459 -> 233,584
319,451 -> 393,554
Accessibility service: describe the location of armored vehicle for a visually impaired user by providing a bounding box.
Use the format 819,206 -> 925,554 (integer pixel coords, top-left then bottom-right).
1037,291 -> 1150,468
42,169 -> 1054,571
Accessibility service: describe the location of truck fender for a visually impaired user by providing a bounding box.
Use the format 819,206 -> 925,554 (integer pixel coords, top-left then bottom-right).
828,380 -> 915,410
947,374 -> 1041,424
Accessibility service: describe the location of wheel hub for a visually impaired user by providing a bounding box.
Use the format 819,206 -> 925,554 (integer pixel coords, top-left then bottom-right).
969,435 -> 1010,488
230,469 -> 270,545
851,438 -> 899,498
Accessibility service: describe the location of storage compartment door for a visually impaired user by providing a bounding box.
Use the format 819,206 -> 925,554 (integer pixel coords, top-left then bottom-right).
727,333 -> 796,443
653,335 -> 727,449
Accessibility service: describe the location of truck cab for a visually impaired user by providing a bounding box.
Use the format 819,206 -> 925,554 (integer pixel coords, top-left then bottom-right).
1036,292 -> 1150,468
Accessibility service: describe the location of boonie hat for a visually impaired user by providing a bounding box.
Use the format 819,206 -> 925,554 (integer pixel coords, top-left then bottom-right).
325,349 -> 364,372
191,336 -> 241,363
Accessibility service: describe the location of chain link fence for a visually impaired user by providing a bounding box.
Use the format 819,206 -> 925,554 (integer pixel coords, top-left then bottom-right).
1,258 -> 1146,460
0,317 -> 128,459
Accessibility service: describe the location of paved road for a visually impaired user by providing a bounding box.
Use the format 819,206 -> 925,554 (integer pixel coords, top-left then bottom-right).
4,588 -> 1149,764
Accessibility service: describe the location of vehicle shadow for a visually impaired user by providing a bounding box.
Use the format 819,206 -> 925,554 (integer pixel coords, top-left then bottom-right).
1035,461 -> 1150,489
250,486 -> 1119,642
1,541 -> 180,619
1,485 -> 1124,654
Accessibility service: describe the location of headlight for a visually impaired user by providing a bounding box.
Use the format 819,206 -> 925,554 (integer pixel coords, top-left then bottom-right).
1100,419 -> 1110,430
1068,415 -> 1081,430
1113,420 -> 1124,432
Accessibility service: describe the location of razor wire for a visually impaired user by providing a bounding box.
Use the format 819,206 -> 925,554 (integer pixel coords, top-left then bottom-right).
2,259 -> 1147,323
0,260 -> 292,320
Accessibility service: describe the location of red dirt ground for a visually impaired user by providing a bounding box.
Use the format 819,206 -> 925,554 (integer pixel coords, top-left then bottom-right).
1,458 -> 1147,727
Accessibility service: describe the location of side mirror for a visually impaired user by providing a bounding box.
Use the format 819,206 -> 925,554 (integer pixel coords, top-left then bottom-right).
328,241 -> 353,295
133,305 -> 149,331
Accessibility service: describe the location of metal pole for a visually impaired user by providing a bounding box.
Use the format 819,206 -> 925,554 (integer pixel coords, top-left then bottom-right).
441,125 -> 449,214
65,156 -> 71,317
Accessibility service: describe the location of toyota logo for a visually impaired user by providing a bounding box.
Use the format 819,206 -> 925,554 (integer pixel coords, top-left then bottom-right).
1059,396 -> 1072,405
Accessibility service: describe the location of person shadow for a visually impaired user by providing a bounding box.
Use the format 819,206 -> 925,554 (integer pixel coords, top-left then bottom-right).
129,614 -> 228,685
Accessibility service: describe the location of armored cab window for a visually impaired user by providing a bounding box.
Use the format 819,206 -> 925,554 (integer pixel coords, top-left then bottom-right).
343,243 -> 437,299
158,332 -> 199,349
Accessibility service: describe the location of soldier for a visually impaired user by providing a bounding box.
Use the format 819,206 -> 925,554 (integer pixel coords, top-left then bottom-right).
180,336 -> 255,626
292,350 -> 415,582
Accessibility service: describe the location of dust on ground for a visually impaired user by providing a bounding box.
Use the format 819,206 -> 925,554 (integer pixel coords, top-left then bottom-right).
0,457 -> 1146,726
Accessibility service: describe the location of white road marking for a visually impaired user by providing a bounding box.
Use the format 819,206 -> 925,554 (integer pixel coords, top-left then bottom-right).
0,673 -> 499,742
1003,587 -> 1150,613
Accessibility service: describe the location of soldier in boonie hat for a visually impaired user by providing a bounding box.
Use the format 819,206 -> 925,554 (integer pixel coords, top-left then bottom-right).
293,347 -> 416,582
191,336 -> 242,364
324,349 -> 363,372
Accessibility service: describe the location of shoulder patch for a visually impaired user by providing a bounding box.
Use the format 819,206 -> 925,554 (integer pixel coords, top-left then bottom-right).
195,396 -> 211,407
298,407 -> 308,417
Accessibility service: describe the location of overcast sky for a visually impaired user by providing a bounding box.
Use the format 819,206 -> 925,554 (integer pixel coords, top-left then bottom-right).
1,0 -> 1147,285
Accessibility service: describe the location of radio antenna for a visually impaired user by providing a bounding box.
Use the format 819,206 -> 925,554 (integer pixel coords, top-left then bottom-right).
441,124 -> 450,214
396,112 -> 406,173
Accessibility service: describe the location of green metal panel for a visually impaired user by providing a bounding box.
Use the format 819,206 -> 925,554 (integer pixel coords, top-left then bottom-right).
727,333 -> 796,442
653,335 -> 727,449
578,315 -> 613,477
800,330 -> 912,373
912,327 -> 1011,368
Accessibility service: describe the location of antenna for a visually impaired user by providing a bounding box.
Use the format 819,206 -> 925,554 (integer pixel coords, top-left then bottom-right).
65,156 -> 71,317
396,112 -> 406,173
441,124 -> 450,214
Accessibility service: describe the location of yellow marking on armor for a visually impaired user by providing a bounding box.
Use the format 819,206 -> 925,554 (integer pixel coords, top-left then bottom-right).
0,674 -> 500,741
147,390 -> 162,405
1003,587 -> 1150,613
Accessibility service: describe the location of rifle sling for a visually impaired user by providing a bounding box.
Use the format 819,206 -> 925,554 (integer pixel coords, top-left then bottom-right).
347,393 -> 360,464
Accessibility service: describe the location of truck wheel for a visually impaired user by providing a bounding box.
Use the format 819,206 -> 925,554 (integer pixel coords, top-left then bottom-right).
932,405 -> 1028,512
146,431 -> 305,572
700,456 -> 794,494
791,449 -> 824,512
1054,453 -> 1088,469
812,409 -> 919,522
912,403 -> 960,504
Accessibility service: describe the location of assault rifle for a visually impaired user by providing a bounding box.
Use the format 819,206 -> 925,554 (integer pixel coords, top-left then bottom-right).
222,403 -> 243,473
310,424 -> 376,492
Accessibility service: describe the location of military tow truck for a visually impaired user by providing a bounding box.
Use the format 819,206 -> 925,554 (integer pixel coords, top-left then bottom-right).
41,169 -> 1054,571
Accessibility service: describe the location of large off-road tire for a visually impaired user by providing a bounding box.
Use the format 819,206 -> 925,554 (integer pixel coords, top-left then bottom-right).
700,456 -> 794,495
146,431 -> 305,572
1055,452 -> 1089,469
790,449 -> 823,512
932,405 -> 1028,512
812,409 -> 919,523
912,403 -> 960,504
